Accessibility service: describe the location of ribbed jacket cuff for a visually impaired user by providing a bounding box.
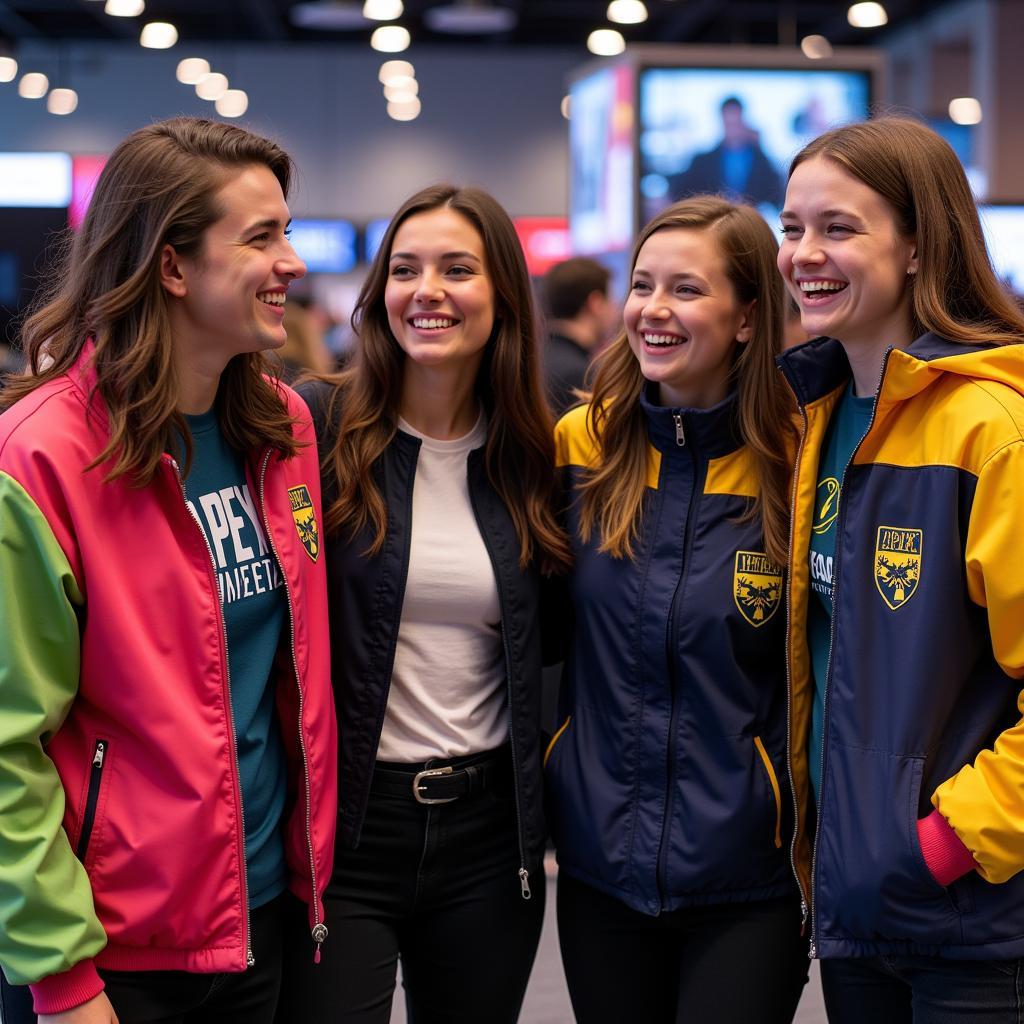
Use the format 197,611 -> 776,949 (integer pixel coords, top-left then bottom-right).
29,958 -> 105,1014
917,809 -> 977,887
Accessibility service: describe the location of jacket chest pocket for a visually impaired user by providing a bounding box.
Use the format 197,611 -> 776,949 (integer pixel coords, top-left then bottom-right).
76,738 -> 111,865
753,736 -> 783,850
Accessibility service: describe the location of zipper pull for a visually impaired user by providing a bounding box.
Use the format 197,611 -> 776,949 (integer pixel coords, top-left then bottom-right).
673,413 -> 685,447
312,923 -> 328,964
92,742 -> 106,768
246,947 -> 255,968
799,898 -> 808,936
518,867 -> 532,900
808,940 -> 816,959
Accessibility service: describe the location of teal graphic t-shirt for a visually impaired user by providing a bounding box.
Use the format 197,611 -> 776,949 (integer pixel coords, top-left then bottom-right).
179,410 -> 289,908
807,383 -> 874,804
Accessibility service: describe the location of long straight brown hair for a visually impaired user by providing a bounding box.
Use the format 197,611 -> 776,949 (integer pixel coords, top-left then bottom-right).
319,183 -> 570,573
578,196 -> 795,566
1,117 -> 301,482
790,116 -> 1024,344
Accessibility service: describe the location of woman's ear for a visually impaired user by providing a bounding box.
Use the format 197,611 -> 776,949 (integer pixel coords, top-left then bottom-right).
736,300 -> 756,344
160,243 -> 188,298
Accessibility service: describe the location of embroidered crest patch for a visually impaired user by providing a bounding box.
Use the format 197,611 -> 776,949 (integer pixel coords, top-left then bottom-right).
733,551 -> 783,628
288,484 -> 319,563
874,526 -> 921,610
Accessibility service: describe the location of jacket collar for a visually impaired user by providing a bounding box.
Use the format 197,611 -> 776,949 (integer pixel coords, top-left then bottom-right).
638,382 -> 743,458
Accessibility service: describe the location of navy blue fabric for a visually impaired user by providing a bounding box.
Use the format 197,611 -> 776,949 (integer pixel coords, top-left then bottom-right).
548,389 -> 795,917
778,333 -> 1024,960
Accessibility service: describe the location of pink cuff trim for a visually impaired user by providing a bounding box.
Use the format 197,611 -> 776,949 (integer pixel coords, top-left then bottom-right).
29,958 -> 105,1015
917,809 -> 977,887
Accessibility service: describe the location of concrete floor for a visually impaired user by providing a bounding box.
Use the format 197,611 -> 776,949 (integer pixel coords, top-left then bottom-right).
390,862 -> 828,1023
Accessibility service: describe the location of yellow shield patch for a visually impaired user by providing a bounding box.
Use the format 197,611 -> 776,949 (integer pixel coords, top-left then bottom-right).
288,484 -> 319,563
874,526 -> 921,610
733,551 -> 783,628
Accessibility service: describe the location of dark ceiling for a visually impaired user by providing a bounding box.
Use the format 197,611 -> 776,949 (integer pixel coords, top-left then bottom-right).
0,0 -> 954,51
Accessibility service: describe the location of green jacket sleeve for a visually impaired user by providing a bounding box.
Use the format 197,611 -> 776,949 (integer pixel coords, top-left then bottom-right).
0,469 -> 107,985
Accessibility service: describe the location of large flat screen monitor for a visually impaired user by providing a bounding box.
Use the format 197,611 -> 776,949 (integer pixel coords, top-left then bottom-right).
288,219 -> 358,274
638,66 -> 871,224
978,205 -> 1024,296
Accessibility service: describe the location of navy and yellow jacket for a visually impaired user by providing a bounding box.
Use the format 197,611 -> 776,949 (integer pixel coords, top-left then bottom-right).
780,333 -> 1024,959
546,388 -> 796,916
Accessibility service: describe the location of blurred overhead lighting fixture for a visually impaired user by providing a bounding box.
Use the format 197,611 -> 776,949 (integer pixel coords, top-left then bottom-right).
216,89 -> 249,117
587,28 -> 625,56
371,25 -> 410,51
290,2 -> 368,29
363,0 -> 403,19
140,22 -> 178,48
47,87 -> 78,115
387,96 -> 421,121
378,59 -> 414,82
18,72 -> 48,98
195,72 -> 229,100
424,1 -> 516,34
105,0 -> 145,15
847,2 -> 888,28
949,97 -> 982,125
0,56 -> 17,82
383,76 -> 417,98
801,34 -> 833,59
176,57 -> 210,83
607,1 -> 647,24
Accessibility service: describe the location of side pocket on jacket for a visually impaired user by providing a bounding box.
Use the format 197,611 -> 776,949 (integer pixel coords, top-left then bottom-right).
754,735 -> 783,850
76,738 -> 110,863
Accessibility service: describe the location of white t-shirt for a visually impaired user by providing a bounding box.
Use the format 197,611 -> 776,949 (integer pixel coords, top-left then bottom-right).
376,412 -> 508,762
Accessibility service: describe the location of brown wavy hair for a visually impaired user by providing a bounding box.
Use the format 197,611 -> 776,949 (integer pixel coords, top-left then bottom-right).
1,117 -> 301,482
318,183 -> 570,573
790,116 -> 1024,344
579,196 -> 796,566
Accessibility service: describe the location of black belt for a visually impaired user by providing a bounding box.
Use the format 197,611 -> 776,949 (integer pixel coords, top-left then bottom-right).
370,748 -> 511,805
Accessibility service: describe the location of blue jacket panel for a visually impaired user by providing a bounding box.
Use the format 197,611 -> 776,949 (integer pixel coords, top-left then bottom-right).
547,389 -> 795,916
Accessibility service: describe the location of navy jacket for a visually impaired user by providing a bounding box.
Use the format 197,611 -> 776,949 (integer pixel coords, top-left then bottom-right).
546,389 -> 795,915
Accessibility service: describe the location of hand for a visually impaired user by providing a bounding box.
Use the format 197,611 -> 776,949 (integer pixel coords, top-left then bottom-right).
39,991 -> 119,1024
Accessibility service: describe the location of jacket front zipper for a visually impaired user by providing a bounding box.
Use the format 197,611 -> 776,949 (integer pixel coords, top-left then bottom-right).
257,451 -> 327,960
169,456 -> 254,968
76,739 -> 109,860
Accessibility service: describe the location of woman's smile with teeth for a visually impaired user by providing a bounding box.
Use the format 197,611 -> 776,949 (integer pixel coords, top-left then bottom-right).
798,280 -> 847,294
258,291 -> 286,306
411,316 -> 458,329
643,331 -> 686,347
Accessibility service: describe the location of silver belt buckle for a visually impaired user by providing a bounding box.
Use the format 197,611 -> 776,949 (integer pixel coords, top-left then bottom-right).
413,765 -> 458,805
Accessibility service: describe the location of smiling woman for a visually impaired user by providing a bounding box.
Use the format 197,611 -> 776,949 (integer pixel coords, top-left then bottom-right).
277,183 -> 570,1024
0,117 -> 336,1024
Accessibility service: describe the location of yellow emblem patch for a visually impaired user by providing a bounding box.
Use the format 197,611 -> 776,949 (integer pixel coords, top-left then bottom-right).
813,477 -> 840,535
288,484 -> 319,563
733,551 -> 783,628
874,526 -> 921,610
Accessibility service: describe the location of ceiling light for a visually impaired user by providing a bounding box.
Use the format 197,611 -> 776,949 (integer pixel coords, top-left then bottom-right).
0,57 -> 17,82
18,72 -> 48,99
371,25 -> 410,51
387,96 -> 421,121
290,2 -> 368,29
378,59 -> 414,82
104,0 -> 145,16
424,2 -> 516,34
607,0 -> 647,25
587,28 -> 625,56
382,75 -> 417,96
384,86 -> 417,105
801,34 -> 833,59
47,87 -> 78,115
560,95 -> 570,119
176,57 -> 210,84
363,0 -> 403,19
949,97 -> 982,125
195,72 -> 229,100
216,89 -> 249,117
847,2 -> 888,28
140,22 -> 178,48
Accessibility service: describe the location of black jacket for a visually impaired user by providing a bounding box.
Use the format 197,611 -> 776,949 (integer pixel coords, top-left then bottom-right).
301,381 -> 548,889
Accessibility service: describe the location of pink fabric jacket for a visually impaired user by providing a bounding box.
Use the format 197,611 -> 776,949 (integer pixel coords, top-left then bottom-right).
0,346 -> 337,1012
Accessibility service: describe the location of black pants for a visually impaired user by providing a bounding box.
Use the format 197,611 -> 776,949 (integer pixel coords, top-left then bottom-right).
0,891 -> 288,1024
557,873 -> 809,1024
276,748 -> 545,1024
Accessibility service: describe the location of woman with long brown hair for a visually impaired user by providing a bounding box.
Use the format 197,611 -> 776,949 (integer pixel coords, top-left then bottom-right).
778,115 -> 1024,1021
0,117 -> 336,1024
278,183 -> 569,1023
546,196 -> 808,1023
